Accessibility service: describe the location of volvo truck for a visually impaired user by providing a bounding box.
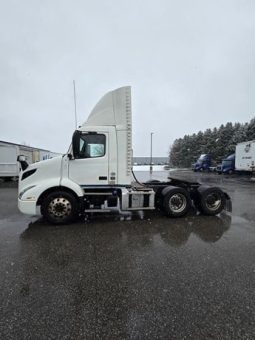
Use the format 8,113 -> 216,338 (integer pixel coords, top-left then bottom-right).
192,154 -> 212,172
217,154 -> 235,175
17,87 -> 231,224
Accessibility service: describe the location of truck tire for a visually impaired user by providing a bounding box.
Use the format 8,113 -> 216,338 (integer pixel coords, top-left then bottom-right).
196,186 -> 226,216
41,191 -> 78,225
163,187 -> 191,217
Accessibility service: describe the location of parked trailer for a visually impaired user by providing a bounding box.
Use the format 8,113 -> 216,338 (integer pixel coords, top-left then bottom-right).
17,86 -> 231,224
235,141 -> 255,172
217,142 -> 255,175
39,151 -> 61,161
0,143 -> 20,179
32,150 -> 61,162
0,141 -> 61,179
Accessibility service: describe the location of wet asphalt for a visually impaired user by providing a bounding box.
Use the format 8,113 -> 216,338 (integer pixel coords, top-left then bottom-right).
0,171 -> 255,339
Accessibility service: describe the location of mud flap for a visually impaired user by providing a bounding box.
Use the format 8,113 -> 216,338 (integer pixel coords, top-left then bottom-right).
224,193 -> 232,212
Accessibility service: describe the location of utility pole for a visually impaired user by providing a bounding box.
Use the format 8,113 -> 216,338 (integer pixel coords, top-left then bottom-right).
73,80 -> 77,129
150,132 -> 154,173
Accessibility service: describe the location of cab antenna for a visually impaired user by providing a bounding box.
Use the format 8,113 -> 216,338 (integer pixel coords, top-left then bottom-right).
73,80 -> 77,129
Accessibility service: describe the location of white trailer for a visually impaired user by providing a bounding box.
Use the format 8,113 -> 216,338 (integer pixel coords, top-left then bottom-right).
17,86 -> 231,224
0,141 -> 61,179
39,151 -> 61,161
0,143 -> 19,179
235,140 -> 255,172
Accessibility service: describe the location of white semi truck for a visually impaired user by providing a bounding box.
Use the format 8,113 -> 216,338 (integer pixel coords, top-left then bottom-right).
17,86 -> 231,224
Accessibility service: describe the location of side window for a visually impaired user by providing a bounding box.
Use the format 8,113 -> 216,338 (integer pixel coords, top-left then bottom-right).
78,134 -> 106,159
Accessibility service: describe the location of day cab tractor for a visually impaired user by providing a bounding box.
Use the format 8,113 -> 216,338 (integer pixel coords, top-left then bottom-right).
17,86 -> 231,224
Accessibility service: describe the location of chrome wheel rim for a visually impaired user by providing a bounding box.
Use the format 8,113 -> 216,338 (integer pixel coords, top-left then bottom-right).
48,197 -> 72,219
205,193 -> 222,211
169,193 -> 187,213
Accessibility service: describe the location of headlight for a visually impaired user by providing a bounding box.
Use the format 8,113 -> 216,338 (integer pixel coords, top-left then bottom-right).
19,185 -> 36,199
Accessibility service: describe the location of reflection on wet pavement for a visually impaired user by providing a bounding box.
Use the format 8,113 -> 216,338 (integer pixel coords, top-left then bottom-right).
1,172 -> 255,339
22,213 -> 231,247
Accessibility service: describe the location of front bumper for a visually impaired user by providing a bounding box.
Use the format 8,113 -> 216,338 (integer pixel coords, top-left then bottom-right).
18,198 -> 38,215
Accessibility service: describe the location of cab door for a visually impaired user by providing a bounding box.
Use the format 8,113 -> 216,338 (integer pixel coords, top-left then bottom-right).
68,132 -> 109,186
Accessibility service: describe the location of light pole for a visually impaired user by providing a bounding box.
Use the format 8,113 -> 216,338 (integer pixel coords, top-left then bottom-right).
150,132 -> 154,173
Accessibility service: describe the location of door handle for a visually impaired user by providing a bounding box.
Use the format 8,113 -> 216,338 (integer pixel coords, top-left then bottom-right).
99,176 -> 107,180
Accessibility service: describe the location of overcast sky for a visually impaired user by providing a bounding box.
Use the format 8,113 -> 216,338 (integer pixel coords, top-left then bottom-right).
1,0 -> 255,156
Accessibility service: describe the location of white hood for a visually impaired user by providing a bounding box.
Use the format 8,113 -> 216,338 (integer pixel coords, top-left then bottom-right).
19,155 -> 63,188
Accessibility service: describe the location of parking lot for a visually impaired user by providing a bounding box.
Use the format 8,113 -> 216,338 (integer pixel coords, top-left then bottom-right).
1,170 -> 255,339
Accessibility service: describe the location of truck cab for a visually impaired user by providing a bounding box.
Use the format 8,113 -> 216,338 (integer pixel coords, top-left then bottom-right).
18,86 -> 231,224
192,154 -> 211,172
217,154 -> 235,174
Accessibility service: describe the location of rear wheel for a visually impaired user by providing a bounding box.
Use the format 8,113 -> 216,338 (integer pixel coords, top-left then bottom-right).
41,191 -> 78,224
196,187 -> 226,215
163,187 -> 191,217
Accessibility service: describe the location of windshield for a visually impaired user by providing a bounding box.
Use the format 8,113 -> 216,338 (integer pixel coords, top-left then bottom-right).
222,160 -> 232,166
198,154 -> 206,160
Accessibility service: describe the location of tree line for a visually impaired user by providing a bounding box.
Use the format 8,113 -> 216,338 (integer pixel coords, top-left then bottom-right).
169,118 -> 255,168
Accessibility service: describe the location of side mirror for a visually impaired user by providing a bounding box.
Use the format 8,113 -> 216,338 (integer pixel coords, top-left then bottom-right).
17,155 -> 29,171
72,130 -> 81,159
17,155 -> 26,162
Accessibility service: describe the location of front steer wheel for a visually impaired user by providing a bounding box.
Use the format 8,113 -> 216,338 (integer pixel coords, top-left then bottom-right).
41,191 -> 78,224
163,187 -> 191,217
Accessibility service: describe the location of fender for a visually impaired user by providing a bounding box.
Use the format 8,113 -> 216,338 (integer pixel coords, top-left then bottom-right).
60,177 -> 84,197
20,178 -> 83,206
161,185 -> 178,196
